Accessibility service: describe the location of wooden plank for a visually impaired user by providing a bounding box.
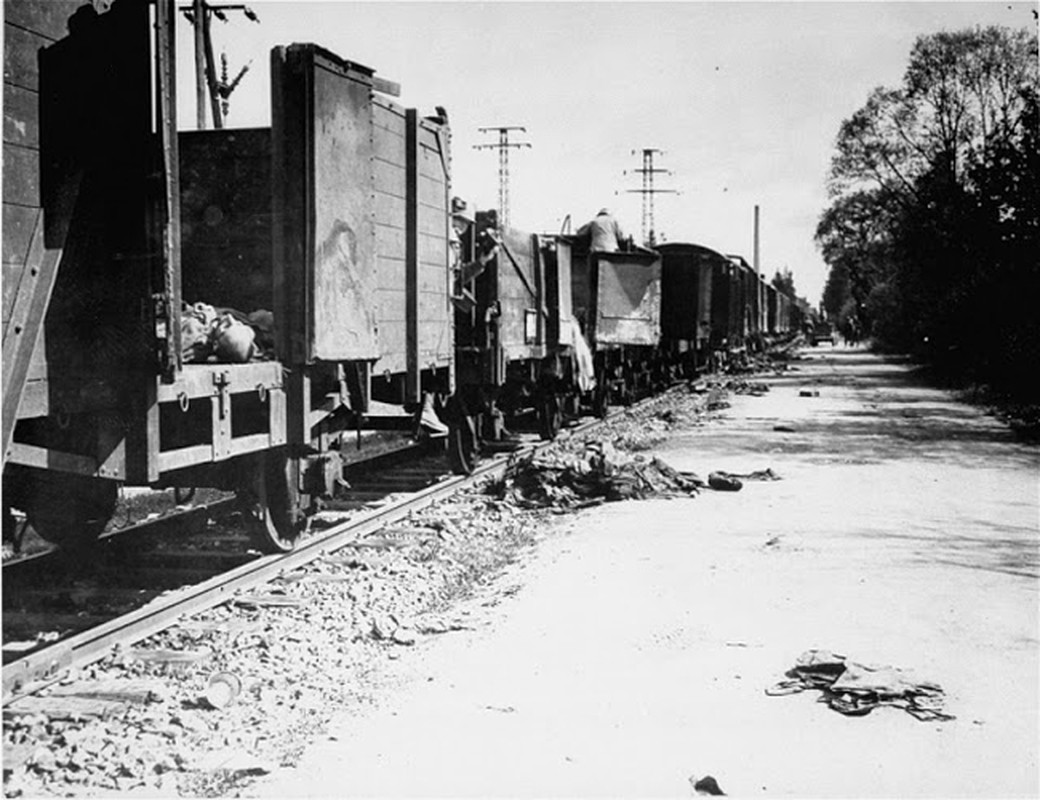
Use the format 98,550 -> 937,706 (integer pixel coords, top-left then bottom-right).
2,262 -> 21,332
405,109 -> 419,403
6,442 -> 97,475
372,125 -> 405,162
375,221 -> 406,260
375,319 -> 406,361
375,254 -> 406,288
372,75 -> 400,97
373,157 -> 406,198
156,0 -> 180,378
270,45 -> 306,366
418,208 -> 447,236
419,231 -> 447,265
3,83 -> 39,147
155,362 -> 283,402
377,288 -> 406,323
373,192 -> 405,231
157,443 -> 212,473
4,2 -> 84,41
418,173 -> 446,206
372,100 -> 405,134
1,144 -> 40,207
16,378 -> 48,420
227,432 -> 273,458
418,264 -> 447,294
1,203 -> 64,460
2,203 -> 37,268
3,23 -> 49,91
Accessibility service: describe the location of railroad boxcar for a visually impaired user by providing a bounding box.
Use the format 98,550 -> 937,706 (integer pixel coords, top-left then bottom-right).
449,208 -> 572,472
559,236 -> 663,414
2,1 -> 457,553
656,242 -> 722,379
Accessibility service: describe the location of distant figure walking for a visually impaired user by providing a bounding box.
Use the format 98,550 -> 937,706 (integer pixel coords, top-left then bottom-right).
577,208 -> 626,252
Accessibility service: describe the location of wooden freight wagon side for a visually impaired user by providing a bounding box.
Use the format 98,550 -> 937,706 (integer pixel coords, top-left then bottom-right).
368,100 -> 452,399
2,0 -> 156,460
271,43 -> 453,433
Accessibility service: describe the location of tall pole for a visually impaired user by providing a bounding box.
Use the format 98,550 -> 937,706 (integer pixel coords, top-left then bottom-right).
474,126 -> 531,230
624,148 -> 677,246
754,204 -> 764,333
193,0 -> 206,128
753,204 -> 760,275
181,1 -> 259,129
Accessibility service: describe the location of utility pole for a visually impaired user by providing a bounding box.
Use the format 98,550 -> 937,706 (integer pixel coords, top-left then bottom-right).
180,1 -> 259,129
473,126 -> 531,230
624,148 -> 678,247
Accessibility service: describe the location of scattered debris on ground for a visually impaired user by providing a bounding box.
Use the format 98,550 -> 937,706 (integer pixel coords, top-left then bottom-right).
689,774 -> 727,795
489,442 -> 705,509
2,369 -> 788,798
765,649 -> 955,722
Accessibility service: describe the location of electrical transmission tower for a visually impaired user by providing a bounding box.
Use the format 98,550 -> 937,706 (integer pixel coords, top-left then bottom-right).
473,126 -> 531,230
625,148 -> 678,246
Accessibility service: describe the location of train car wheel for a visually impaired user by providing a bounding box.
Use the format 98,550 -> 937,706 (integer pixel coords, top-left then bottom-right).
537,394 -> 562,440
242,451 -> 305,553
20,471 -> 117,549
447,417 -> 478,475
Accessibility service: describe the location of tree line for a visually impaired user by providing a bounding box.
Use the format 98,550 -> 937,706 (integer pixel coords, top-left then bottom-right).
816,25 -> 1038,399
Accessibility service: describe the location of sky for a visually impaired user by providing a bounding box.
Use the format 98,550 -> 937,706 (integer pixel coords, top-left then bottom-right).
176,1 -> 1038,305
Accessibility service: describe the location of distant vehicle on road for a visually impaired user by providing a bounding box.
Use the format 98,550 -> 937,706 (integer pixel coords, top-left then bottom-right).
811,322 -> 836,346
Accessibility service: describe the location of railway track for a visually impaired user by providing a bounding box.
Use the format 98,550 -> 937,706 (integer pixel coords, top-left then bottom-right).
1,415 -> 608,707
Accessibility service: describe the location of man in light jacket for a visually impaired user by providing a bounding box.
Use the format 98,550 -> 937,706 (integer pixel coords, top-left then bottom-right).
577,208 -> 626,252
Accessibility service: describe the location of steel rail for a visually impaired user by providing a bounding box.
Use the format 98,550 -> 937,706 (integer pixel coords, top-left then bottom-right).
1,412 -> 615,706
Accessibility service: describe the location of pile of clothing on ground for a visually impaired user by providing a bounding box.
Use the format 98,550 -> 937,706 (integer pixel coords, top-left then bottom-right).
490,441 -> 705,510
766,649 -> 955,722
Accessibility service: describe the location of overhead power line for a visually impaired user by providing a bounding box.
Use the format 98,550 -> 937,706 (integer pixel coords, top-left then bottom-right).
473,126 -> 531,230
624,148 -> 678,247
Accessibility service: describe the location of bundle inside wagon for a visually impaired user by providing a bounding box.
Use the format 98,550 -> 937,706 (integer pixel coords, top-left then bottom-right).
180,302 -> 275,364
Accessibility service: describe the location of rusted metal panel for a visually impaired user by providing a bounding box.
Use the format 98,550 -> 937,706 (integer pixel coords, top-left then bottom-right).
179,129 -> 273,313
591,251 -> 662,347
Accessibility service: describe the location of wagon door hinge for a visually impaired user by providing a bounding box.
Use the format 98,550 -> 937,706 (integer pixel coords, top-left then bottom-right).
213,370 -> 231,419
212,369 -> 233,459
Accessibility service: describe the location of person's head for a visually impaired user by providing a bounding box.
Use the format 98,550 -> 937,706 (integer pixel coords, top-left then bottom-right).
597,208 -> 611,217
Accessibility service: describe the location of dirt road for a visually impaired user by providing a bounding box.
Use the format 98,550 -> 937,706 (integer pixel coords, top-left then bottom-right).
255,348 -> 1039,798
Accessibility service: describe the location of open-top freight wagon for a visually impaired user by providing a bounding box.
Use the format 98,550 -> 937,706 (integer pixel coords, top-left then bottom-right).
557,235 -> 664,415
2,0 -> 458,553
449,208 -> 577,472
